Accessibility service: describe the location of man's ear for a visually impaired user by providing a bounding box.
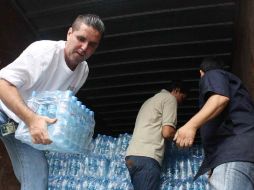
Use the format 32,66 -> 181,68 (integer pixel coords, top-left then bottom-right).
200,70 -> 205,77
174,88 -> 181,93
171,88 -> 180,96
67,27 -> 73,40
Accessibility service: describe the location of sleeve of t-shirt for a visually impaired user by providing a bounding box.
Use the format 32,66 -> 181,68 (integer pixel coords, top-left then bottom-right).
161,97 -> 177,128
200,70 -> 230,101
0,42 -> 50,89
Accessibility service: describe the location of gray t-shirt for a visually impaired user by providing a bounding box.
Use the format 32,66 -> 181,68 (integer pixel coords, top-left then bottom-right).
126,89 -> 177,165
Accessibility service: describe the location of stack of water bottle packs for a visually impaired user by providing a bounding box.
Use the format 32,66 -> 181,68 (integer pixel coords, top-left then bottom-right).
46,133 -> 210,190
15,90 -> 95,153
160,142 -> 209,190
47,134 -> 133,190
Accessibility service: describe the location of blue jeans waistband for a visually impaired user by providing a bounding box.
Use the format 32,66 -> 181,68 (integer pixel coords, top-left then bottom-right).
0,108 -> 18,136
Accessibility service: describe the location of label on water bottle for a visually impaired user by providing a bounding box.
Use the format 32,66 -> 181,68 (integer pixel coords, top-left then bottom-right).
0,121 -> 17,136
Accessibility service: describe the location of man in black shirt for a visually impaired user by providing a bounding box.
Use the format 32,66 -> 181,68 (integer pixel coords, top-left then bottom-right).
174,57 -> 254,190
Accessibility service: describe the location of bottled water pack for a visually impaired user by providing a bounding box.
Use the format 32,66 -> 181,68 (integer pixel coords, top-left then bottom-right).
15,90 -> 95,153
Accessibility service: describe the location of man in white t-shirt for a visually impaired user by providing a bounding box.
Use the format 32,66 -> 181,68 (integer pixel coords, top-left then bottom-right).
0,14 -> 104,190
125,81 -> 187,190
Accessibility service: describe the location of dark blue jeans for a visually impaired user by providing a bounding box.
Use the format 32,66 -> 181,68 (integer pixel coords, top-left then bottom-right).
125,156 -> 161,190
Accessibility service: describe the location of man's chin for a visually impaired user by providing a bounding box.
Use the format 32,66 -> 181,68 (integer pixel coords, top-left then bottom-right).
73,57 -> 86,65
77,56 -> 87,62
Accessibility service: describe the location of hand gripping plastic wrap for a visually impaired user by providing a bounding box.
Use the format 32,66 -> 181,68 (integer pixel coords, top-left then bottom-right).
15,90 -> 95,153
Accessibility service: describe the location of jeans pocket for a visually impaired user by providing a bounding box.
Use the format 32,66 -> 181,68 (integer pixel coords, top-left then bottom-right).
126,159 -> 138,175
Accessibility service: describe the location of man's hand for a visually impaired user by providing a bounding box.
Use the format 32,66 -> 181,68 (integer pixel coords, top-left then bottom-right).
28,115 -> 57,144
0,79 -> 57,144
173,124 -> 197,148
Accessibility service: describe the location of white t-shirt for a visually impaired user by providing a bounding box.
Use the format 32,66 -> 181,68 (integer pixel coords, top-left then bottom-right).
0,40 -> 89,122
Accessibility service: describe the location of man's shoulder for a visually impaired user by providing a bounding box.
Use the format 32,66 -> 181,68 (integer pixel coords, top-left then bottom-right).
29,40 -> 65,49
149,90 -> 175,105
206,69 -> 231,76
23,40 -> 65,56
156,89 -> 173,99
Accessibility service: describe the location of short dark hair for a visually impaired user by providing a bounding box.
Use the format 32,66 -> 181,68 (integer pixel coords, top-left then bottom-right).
71,14 -> 105,35
200,57 -> 225,72
168,80 -> 188,94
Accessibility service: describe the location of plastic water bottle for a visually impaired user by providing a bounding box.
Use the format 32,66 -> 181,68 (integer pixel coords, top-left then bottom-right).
52,91 -> 73,150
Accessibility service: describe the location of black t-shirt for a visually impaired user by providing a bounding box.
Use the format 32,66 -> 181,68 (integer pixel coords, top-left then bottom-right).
195,69 -> 254,179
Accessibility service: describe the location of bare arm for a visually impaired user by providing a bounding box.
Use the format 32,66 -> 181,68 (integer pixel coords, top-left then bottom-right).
183,94 -> 229,130
0,79 -> 56,144
162,125 -> 176,140
0,79 -> 36,125
174,94 -> 229,147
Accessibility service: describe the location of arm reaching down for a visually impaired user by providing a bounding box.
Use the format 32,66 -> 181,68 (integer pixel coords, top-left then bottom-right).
174,94 -> 229,148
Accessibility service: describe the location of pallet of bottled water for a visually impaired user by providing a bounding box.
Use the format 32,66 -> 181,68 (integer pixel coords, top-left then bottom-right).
15,90 -> 95,153
47,133 -> 210,190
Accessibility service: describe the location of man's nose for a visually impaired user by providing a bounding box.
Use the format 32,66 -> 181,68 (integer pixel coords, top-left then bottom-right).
81,42 -> 88,50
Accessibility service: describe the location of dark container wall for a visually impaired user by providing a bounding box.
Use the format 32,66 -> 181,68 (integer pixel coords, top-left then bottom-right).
0,0 -> 35,189
232,0 -> 254,98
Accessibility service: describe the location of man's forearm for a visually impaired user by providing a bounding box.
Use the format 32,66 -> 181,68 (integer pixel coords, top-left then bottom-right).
162,125 -> 176,139
0,79 -> 35,124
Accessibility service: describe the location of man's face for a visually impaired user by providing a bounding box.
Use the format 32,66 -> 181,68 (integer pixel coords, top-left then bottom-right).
175,92 -> 187,105
64,23 -> 102,70
172,89 -> 187,104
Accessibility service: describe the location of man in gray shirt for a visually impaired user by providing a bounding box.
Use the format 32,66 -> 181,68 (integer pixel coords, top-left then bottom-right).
125,81 -> 188,190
